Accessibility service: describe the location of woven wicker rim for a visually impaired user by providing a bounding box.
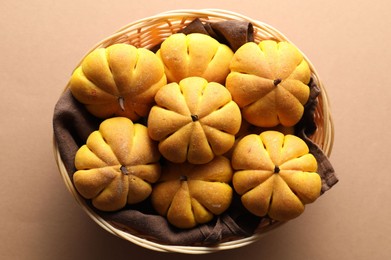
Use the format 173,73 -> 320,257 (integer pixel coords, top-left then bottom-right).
54,8 -> 334,254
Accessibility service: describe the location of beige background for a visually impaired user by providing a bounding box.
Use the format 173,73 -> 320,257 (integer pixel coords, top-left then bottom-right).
1,0 -> 390,259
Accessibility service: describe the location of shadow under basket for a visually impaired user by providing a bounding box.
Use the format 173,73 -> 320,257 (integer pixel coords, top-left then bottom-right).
53,9 -> 335,254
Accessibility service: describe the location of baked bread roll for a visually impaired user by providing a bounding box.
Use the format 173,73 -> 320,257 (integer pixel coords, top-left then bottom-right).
73,117 -> 161,211
226,40 -> 311,127
69,43 -> 167,120
224,119 -> 294,159
156,33 -> 234,83
151,156 -> 233,229
231,130 -> 321,221
147,76 -> 242,164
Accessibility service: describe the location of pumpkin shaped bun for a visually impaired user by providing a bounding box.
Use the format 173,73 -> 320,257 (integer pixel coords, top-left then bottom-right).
231,131 -> 321,221
73,117 -> 161,211
151,156 -> 233,229
69,43 -> 167,120
226,40 -> 311,127
156,33 -> 234,83
147,77 -> 242,164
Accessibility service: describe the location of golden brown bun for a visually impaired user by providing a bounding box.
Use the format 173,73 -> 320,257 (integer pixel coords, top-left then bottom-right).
231,130 -> 321,221
226,40 -> 311,127
69,43 -> 167,120
156,33 -> 234,83
73,117 -> 161,211
224,119 -> 294,159
148,76 -> 242,164
151,156 -> 233,229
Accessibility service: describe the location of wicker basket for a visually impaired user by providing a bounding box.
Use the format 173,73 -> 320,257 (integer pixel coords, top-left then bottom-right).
53,9 -> 334,254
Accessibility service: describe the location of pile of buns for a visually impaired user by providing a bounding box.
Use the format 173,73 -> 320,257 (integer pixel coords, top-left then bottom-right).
69,32 -> 321,229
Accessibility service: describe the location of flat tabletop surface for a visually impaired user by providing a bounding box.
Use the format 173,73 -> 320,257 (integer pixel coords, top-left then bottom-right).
2,1 -> 390,259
